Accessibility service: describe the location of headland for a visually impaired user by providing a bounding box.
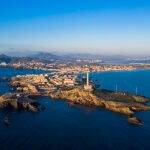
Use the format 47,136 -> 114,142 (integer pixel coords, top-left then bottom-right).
0,69 -> 150,125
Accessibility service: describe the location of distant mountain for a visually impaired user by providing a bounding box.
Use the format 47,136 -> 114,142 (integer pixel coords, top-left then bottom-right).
63,53 -> 128,61
0,54 -> 12,63
30,52 -> 74,62
3,50 -> 39,57
0,54 -> 33,63
30,52 -> 61,60
1,52 -> 147,64
30,52 -> 127,61
0,52 -> 73,64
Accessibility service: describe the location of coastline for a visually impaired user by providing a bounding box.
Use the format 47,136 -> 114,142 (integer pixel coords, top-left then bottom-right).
1,66 -> 150,125
1,64 -> 150,74
1,67 -> 150,125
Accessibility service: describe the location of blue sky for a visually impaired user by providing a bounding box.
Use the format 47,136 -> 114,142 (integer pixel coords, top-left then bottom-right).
0,0 -> 150,55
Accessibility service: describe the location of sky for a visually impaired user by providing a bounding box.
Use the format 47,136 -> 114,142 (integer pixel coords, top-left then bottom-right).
0,0 -> 150,55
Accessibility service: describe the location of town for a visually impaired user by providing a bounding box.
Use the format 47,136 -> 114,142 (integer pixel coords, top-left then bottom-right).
0,55 -> 150,126
0,59 -> 137,73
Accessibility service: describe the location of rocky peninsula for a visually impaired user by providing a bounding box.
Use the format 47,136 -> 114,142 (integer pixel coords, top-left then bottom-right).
50,88 -> 150,115
0,72 -> 150,125
49,88 -> 150,125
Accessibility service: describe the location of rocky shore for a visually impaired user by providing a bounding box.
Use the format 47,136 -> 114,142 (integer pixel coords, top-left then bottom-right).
0,93 -> 39,113
128,117 -> 144,125
1,72 -> 150,125
3,87 -> 149,117
49,89 -> 150,116
0,77 -> 8,82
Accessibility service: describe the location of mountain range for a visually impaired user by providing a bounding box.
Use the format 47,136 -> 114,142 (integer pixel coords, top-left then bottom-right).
0,52 -> 150,64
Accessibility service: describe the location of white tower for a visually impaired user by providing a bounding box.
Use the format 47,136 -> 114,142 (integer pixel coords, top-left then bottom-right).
84,72 -> 93,91
87,72 -> 89,86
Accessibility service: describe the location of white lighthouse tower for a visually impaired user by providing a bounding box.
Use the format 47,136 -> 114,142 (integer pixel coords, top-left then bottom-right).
86,72 -> 89,86
84,72 -> 93,91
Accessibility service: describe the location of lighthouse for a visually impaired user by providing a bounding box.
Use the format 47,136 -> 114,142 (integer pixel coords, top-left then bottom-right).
84,72 -> 93,91
86,72 -> 89,86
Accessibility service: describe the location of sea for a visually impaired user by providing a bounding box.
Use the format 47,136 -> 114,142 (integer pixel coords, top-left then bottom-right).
103,59 -> 150,64
0,66 -> 150,150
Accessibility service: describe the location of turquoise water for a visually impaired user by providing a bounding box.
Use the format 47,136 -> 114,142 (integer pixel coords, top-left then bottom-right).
0,67 -> 150,150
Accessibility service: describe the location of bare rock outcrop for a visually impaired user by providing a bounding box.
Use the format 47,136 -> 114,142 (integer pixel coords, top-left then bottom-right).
0,94 -> 39,113
49,88 -> 150,116
128,117 -> 144,125
50,89 -> 103,107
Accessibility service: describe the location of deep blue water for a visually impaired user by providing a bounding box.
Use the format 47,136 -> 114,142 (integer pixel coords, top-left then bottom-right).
0,67 -> 150,150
